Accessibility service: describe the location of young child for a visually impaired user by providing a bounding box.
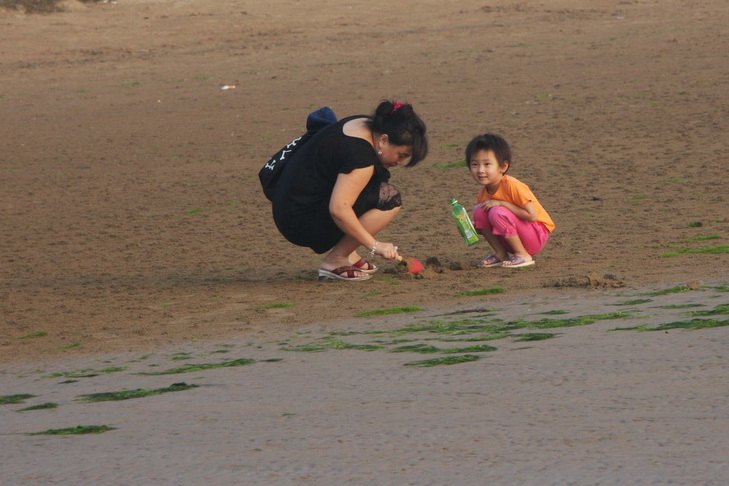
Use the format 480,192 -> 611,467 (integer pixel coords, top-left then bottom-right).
466,133 -> 555,268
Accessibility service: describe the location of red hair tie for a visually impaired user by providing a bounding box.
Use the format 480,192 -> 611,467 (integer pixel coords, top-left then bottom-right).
392,102 -> 405,113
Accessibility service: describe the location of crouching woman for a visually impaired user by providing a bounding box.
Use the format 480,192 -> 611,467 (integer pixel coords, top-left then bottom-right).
271,100 -> 428,281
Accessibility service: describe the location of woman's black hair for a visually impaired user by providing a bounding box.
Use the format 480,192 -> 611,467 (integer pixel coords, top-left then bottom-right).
464,133 -> 512,172
370,100 -> 428,167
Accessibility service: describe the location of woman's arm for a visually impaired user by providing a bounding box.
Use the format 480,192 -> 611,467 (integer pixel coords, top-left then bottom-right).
329,166 -> 379,248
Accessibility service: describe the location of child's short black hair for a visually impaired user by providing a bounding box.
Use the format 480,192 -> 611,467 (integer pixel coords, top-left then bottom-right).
465,133 -> 512,171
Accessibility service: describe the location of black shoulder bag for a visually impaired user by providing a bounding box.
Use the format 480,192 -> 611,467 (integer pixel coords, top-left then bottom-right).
258,106 -> 337,201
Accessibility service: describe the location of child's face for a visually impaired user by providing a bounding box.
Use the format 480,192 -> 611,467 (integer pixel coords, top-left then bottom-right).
469,149 -> 508,189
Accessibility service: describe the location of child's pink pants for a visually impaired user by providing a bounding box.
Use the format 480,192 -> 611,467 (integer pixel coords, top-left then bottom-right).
473,205 -> 550,256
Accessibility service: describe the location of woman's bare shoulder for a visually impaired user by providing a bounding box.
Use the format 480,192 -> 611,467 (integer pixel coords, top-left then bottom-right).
342,117 -> 373,144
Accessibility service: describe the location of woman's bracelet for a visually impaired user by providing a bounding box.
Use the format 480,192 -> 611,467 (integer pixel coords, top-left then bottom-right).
369,241 -> 379,258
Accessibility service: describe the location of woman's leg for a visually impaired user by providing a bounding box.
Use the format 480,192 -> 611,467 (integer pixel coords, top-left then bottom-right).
320,182 -> 402,277
320,206 -> 401,271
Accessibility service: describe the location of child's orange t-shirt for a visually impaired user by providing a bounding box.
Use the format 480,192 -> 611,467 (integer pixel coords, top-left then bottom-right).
477,175 -> 555,232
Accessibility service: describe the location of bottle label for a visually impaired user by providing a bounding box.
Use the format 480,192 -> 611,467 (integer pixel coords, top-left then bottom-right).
453,210 -> 479,245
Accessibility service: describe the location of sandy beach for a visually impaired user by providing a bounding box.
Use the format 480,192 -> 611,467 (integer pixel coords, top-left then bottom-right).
1,0 -> 728,484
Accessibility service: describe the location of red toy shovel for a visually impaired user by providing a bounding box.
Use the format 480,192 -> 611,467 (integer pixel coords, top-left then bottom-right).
397,255 -> 425,275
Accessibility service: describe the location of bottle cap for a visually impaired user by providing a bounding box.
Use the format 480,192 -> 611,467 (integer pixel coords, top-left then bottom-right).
450,198 -> 457,204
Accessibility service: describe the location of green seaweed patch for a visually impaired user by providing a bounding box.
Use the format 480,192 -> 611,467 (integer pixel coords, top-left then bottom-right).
328,328 -> 390,337
390,343 -> 439,353
513,333 -> 557,342
390,343 -> 497,354
684,303 -> 729,316
687,221 -> 703,228
686,235 -> 722,242
441,307 -> 497,316
356,306 -> 423,317
612,298 -> 653,306
29,425 -> 116,436
60,343 -> 81,350
77,382 -> 198,402
661,245 -> 729,258
613,318 -> 729,331
455,287 -> 506,297
509,311 -> 634,329
540,310 -> 568,315
138,358 -> 257,375
18,331 -> 48,339
395,319 -> 513,336
404,354 -> 481,367
17,402 -> 59,412
319,338 -> 382,352
43,367 -> 128,379
283,337 -> 383,352
282,310 -> 636,356
643,285 -> 693,296
1,394 -> 36,405
439,333 -> 511,342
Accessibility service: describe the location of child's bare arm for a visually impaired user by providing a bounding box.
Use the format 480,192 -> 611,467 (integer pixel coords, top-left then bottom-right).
479,200 -> 538,222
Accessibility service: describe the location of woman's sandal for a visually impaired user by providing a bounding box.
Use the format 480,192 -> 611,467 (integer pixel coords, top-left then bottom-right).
318,265 -> 372,281
477,255 -> 503,268
352,258 -> 378,274
501,255 -> 535,268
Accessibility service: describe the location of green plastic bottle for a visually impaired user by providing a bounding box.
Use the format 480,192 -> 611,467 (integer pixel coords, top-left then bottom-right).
450,198 -> 479,246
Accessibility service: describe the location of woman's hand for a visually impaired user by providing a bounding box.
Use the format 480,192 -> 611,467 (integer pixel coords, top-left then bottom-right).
373,241 -> 400,260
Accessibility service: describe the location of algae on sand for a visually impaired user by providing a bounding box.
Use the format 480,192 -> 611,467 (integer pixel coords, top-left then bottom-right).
0,394 -> 35,405
29,425 -> 116,436
404,354 -> 482,367
137,358 -> 258,375
77,382 -> 199,402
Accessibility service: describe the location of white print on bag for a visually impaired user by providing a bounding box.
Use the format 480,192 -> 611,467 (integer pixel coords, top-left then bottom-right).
264,137 -> 303,171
